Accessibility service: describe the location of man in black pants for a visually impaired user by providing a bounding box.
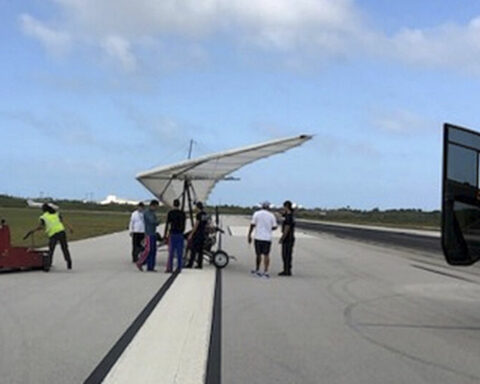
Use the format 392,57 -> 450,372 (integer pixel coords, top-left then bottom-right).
29,203 -> 73,270
129,202 -> 145,262
187,202 -> 209,269
279,200 -> 295,276
164,199 -> 186,272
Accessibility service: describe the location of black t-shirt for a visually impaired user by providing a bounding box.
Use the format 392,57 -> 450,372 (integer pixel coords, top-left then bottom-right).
282,212 -> 295,241
167,209 -> 186,234
194,211 -> 209,240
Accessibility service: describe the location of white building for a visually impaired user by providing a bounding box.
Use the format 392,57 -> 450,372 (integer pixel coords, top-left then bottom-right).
100,195 -> 140,206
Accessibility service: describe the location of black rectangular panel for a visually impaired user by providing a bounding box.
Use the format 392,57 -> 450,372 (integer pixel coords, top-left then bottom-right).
442,123 -> 480,265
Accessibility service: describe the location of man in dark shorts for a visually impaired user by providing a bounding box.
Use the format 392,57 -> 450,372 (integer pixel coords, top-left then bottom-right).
279,200 -> 295,276
187,201 -> 209,269
164,199 -> 186,273
248,201 -> 277,278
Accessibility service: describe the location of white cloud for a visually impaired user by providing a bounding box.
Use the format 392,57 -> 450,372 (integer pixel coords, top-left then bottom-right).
381,17 -> 480,74
19,13 -> 71,56
372,109 -> 435,135
48,0 -> 362,61
19,1 -> 480,75
1,109 -> 100,147
101,35 -> 137,71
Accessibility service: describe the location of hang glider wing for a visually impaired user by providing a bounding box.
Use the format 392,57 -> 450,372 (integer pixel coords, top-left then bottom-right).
136,134 -> 312,206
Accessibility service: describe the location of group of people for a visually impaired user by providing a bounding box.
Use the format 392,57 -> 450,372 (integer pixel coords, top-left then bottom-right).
248,200 -> 295,278
129,199 -> 209,272
130,199 -> 296,277
25,197 -> 296,276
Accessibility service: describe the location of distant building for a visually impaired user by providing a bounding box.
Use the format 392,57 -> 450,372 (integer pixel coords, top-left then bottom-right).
100,195 -> 140,206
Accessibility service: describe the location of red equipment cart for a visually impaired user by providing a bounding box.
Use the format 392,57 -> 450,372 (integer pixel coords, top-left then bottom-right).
0,221 -> 50,272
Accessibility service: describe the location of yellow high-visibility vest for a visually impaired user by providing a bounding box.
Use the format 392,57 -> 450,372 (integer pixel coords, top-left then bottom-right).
40,212 -> 65,237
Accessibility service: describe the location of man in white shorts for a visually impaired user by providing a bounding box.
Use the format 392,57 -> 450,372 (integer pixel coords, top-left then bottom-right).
248,201 -> 278,278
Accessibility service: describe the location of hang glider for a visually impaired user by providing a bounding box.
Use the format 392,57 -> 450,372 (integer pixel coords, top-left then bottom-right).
136,134 -> 312,207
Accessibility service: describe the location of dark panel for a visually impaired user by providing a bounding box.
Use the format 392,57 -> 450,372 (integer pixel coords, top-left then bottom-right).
442,123 -> 480,265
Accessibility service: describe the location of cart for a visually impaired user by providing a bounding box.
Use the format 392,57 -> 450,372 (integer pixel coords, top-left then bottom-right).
0,220 -> 51,272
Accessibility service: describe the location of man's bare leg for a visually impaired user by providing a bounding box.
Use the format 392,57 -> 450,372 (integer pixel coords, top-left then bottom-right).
256,254 -> 261,271
264,254 -> 270,273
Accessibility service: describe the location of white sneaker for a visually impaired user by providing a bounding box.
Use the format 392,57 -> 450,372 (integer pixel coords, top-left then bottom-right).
263,272 -> 270,278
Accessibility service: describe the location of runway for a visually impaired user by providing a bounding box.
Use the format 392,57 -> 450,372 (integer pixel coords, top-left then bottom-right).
1,216 -> 480,383
222,216 -> 480,384
296,219 -> 442,254
0,232 -> 172,384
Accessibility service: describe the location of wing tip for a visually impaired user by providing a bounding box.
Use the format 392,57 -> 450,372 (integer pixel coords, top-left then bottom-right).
299,134 -> 314,140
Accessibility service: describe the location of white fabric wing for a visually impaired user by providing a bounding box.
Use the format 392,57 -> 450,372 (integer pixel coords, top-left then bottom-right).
136,134 -> 312,206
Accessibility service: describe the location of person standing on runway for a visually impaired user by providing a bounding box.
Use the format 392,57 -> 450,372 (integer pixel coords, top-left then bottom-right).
136,200 -> 160,272
28,203 -> 73,269
248,201 -> 277,278
129,202 -> 145,263
279,200 -> 295,276
164,199 -> 186,273
186,201 -> 209,269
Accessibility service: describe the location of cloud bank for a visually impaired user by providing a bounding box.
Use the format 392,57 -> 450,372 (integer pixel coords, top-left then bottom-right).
18,1 -> 480,75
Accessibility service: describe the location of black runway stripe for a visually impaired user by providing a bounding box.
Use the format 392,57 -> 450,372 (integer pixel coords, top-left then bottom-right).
84,270 -> 179,384
205,268 -> 222,384
411,264 -> 476,283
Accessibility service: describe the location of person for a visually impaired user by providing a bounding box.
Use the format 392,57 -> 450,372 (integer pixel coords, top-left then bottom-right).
279,200 -> 295,276
28,203 -> 73,269
187,201 -> 209,269
164,199 -> 186,273
129,202 -> 145,263
136,200 -> 160,272
248,201 -> 277,278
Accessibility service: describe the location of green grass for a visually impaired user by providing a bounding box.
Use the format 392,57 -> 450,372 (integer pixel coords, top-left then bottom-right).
0,207 -> 131,247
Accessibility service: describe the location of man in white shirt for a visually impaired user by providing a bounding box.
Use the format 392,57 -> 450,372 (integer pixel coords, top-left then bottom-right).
129,202 -> 145,262
248,201 -> 277,278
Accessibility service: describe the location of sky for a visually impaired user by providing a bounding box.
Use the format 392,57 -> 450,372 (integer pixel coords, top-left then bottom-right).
2,0 -> 480,210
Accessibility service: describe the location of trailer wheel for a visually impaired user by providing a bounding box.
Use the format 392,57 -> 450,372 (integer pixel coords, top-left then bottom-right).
212,250 -> 229,269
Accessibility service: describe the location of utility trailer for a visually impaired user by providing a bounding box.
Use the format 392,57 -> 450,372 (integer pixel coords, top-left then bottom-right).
0,221 -> 50,272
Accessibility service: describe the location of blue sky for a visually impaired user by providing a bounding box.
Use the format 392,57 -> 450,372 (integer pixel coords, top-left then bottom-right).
2,0 -> 480,210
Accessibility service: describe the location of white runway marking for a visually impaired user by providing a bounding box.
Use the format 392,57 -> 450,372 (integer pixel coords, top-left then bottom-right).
228,225 -> 314,239
103,268 -> 215,384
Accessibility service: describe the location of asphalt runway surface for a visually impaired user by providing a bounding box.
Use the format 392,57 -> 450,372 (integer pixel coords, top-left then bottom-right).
1,217 -> 480,384
0,232 -> 171,384
296,220 -> 442,255
222,216 -> 480,384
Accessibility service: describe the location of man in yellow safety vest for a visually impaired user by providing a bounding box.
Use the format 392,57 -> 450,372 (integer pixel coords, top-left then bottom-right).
29,203 -> 73,270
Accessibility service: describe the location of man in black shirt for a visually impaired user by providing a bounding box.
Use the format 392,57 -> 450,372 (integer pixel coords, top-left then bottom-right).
164,199 -> 186,273
187,201 -> 209,269
279,200 -> 295,276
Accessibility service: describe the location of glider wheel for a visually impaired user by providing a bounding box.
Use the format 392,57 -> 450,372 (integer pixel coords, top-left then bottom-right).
212,250 -> 229,269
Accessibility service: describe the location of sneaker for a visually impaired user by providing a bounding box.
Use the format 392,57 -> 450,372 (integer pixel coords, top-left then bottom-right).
256,271 -> 263,277
251,269 -> 258,275
278,271 -> 287,276
263,272 -> 270,279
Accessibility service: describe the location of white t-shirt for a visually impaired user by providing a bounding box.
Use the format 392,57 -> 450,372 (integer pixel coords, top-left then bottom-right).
129,210 -> 145,233
251,209 -> 277,241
